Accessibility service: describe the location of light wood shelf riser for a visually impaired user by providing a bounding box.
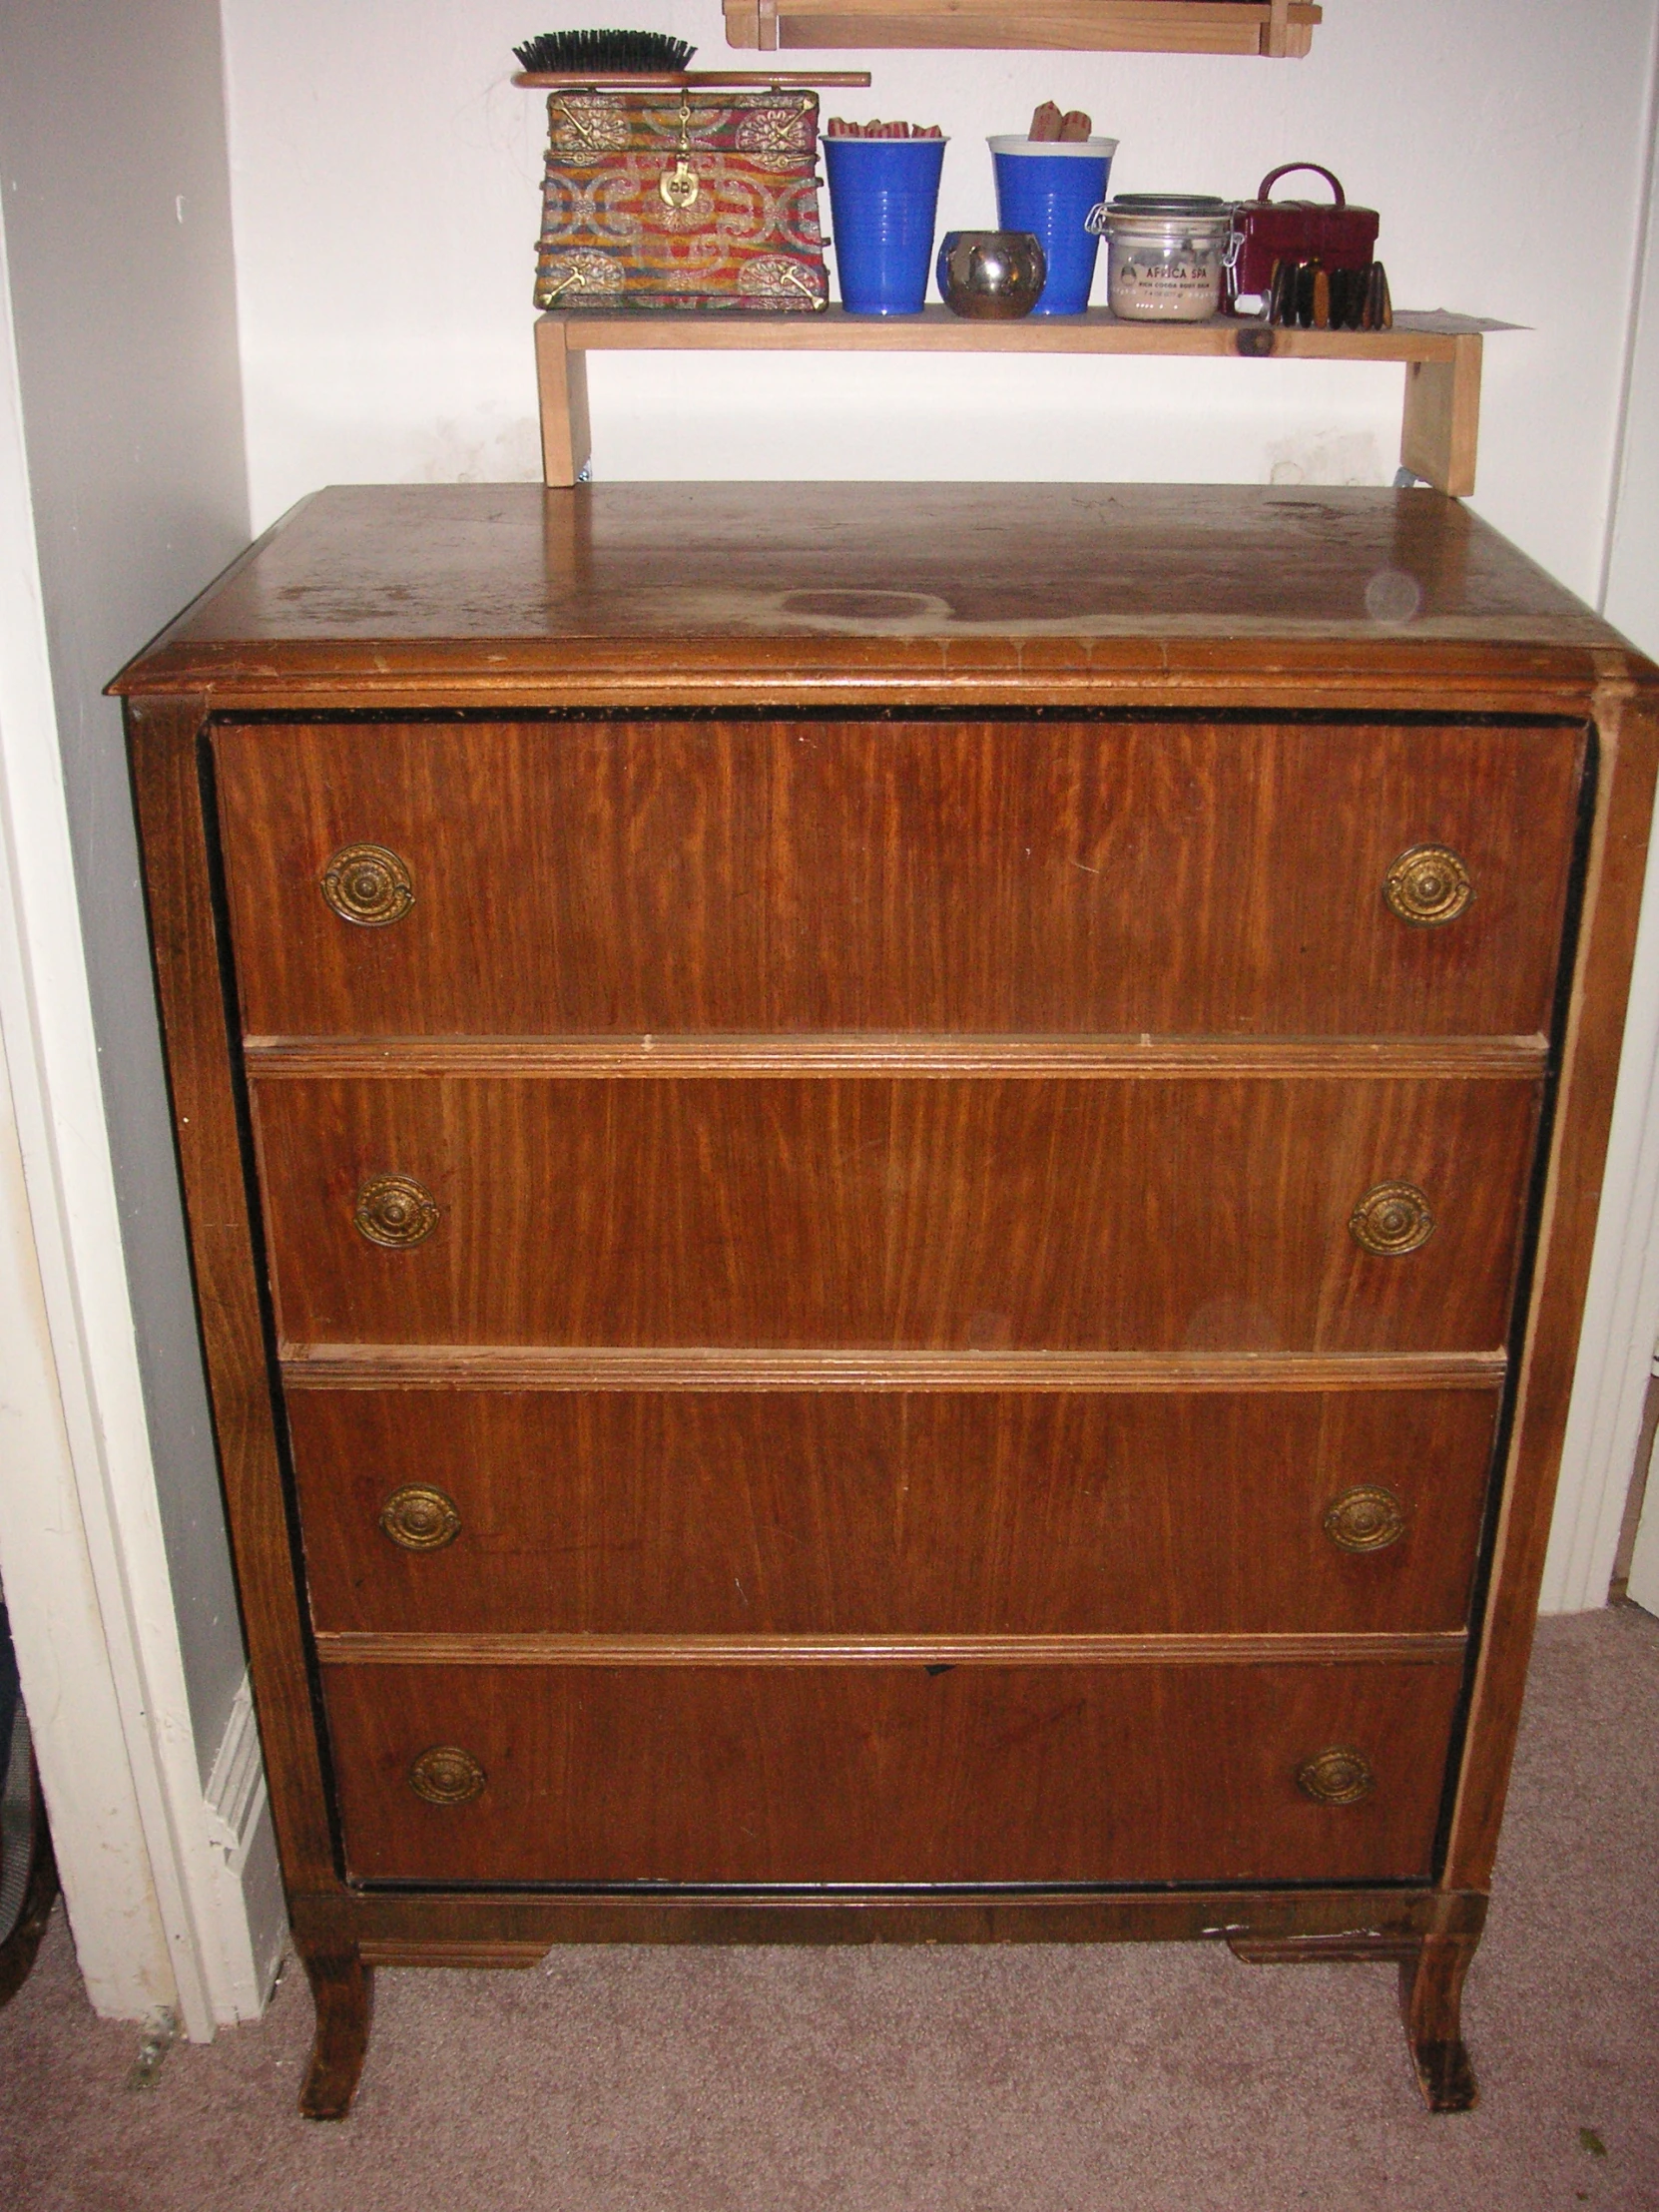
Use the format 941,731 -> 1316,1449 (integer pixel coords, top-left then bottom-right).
535,308 -> 1482,495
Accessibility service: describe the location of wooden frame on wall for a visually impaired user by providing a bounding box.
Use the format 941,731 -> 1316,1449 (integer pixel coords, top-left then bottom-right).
725,0 -> 1322,57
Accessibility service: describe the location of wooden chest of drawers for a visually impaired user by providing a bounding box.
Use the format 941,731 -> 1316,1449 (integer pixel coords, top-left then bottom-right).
115,483 -> 1658,2117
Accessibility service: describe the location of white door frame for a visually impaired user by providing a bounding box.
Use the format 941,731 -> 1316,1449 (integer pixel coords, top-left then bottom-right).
1540,34 -> 1659,1612
0,190 -> 254,2039
1542,839 -> 1659,1608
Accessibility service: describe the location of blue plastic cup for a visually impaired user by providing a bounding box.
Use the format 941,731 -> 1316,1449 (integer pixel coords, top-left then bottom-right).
824,136 -> 948,315
989,135 -> 1118,314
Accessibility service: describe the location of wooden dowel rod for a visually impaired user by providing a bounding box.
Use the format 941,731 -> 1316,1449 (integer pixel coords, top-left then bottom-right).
513,71 -> 872,87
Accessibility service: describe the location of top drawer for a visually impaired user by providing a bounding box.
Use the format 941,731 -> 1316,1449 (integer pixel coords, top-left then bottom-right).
213,718 -> 1585,1039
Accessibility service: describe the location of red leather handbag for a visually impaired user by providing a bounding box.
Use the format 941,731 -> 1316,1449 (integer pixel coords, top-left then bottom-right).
1226,163 -> 1380,308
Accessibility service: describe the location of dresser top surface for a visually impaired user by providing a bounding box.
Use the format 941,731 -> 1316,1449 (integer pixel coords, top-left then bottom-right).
113,482 -> 1652,703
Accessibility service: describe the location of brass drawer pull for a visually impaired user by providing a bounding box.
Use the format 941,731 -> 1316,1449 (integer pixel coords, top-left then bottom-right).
1296,1746 -> 1375,1806
321,842 -> 414,927
379,1485 -> 461,1551
353,1173 -> 438,1249
409,1746 -> 486,1806
1384,844 -> 1472,926
1349,1181 -> 1434,1257
1324,1485 -> 1406,1553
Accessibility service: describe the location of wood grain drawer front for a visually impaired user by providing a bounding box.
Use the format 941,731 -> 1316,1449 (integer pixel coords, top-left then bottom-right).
289,1387 -> 1497,1637
321,1658 -> 1464,1886
254,1075 -> 1539,1352
214,719 -> 1584,1039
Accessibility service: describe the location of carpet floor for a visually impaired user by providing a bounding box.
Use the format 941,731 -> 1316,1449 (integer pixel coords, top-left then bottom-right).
1,1606 -> 1654,2211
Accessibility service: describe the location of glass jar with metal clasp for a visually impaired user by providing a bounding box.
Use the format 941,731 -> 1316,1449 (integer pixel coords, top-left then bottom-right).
1092,195 -> 1235,322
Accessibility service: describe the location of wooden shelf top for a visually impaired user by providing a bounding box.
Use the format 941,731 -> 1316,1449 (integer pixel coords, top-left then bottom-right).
549,306 -> 1484,364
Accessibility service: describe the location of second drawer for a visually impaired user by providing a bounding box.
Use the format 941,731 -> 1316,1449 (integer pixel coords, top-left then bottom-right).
254,1074 -> 1542,1352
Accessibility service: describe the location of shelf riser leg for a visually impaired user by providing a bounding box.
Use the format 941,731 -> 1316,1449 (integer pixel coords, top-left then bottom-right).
536,317 -> 592,490
1401,333 -> 1482,496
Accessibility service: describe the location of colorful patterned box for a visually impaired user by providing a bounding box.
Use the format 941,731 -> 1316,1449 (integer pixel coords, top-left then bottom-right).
534,89 -> 830,311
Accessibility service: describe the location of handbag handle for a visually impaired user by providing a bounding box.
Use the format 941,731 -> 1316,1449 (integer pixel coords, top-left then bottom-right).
1254,162 -> 1346,207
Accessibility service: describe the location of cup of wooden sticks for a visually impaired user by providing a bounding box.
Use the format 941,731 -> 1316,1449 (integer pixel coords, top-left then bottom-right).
988,104 -> 1119,314
823,120 -> 948,315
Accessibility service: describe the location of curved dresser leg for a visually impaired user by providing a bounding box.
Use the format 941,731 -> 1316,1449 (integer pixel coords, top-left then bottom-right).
297,1944 -> 373,2120
1398,1933 -> 1478,2113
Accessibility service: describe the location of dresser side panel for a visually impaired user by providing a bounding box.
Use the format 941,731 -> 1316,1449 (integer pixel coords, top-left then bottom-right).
1445,669 -> 1659,1889
126,695 -> 338,1895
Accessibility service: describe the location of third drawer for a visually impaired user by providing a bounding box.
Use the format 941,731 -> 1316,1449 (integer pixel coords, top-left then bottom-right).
287,1384 -> 1501,1637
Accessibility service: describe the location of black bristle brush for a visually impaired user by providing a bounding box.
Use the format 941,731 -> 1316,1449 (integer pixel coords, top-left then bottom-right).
513,29 -> 696,75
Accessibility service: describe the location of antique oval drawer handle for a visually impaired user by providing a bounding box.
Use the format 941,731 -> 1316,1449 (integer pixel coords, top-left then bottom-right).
1296,1746 -> 1375,1806
1349,1181 -> 1434,1257
320,842 -> 414,927
379,1484 -> 461,1551
409,1745 -> 486,1806
1383,844 -> 1472,926
1324,1485 -> 1406,1553
353,1173 -> 438,1249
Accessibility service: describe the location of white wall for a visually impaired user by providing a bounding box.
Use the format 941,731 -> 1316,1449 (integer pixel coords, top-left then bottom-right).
0,0 -> 251,1791
1603,75 -> 1659,659
224,0 -> 1659,603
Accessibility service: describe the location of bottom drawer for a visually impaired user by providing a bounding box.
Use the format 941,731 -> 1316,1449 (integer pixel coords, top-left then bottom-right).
323,1658 -> 1464,1887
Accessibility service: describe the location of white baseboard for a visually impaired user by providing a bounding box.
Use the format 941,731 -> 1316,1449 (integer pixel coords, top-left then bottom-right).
200,1674 -> 286,2021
